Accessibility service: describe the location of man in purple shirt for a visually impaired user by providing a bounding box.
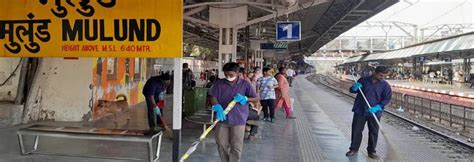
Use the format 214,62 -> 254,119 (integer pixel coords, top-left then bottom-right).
209,62 -> 258,162
346,66 -> 392,159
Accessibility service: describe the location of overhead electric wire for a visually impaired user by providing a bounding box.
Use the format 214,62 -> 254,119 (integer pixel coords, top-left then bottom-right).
422,0 -> 468,27
382,0 -> 419,20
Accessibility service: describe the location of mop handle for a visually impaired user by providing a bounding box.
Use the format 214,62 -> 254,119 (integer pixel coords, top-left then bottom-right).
180,101 -> 237,161
199,101 -> 237,140
349,71 -> 382,127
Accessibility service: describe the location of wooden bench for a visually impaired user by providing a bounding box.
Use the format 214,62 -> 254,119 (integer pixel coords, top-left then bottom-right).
17,125 -> 163,162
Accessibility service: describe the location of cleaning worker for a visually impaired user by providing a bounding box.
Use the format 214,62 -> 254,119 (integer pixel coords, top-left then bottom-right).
209,62 -> 258,162
142,73 -> 171,131
345,66 -> 392,160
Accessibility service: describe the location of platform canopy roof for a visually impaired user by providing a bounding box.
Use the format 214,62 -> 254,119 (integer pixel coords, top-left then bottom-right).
342,32 -> 474,64
183,0 -> 398,56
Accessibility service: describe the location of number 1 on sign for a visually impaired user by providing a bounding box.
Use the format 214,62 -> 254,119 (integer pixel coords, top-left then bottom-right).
282,24 -> 292,39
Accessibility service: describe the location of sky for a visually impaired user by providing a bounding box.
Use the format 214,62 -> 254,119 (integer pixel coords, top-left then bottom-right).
341,0 -> 474,37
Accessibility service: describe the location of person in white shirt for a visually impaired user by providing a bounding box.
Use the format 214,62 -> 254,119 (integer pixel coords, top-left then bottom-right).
286,67 -> 296,87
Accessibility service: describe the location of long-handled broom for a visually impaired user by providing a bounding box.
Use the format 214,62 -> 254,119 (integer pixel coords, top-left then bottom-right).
179,100 -> 237,162
349,71 -> 382,128
349,70 -> 400,159
159,116 -> 173,139
156,99 -> 173,138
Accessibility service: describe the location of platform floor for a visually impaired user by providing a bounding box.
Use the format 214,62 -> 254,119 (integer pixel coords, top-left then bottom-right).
0,76 -> 468,161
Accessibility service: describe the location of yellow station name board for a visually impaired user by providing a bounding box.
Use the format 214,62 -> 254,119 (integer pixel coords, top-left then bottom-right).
0,0 -> 182,58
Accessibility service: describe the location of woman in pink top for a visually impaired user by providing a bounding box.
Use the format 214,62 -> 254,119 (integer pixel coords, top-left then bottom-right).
275,67 -> 296,119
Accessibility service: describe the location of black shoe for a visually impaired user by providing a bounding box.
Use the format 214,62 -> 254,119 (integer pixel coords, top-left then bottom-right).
368,153 -> 380,159
345,150 -> 358,157
270,118 -> 274,123
247,135 -> 257,141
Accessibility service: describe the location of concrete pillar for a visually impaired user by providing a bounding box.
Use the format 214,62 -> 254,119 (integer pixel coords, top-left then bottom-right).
254,50 -> 264,69
210,5 -> 247,78
218,28 -> 237,78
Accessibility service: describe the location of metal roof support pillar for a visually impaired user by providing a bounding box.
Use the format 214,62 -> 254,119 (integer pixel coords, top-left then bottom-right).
172,58 -> 183,162
402,36 -> 406,48
369,37 -> 373,53
339,38 -> 342,51
258,50 -> 264,69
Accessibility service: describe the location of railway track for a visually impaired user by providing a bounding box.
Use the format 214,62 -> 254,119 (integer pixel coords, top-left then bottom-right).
307,74 -> 474,161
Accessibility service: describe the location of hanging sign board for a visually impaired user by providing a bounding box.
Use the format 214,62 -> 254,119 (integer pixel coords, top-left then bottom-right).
0,0 -> 182,58
276,21 -> 301,42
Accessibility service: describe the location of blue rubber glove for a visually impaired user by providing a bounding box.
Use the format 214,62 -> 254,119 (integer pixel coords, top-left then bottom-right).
212,104 -> 226,121
351,82 -> 363,92
368,104 -> 382,114
154,106 -> 161,116
233,93 -> 248,105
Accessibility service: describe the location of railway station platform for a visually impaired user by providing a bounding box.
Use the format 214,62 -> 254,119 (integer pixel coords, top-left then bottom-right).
339,74 -> 474,99
0,76 -> 472,161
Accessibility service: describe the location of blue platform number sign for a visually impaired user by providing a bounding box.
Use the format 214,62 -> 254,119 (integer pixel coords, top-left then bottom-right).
276,21 -> 301,41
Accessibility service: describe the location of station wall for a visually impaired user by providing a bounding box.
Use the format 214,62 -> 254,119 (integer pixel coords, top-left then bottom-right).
2,57 -> 217,123
38,58 -> 93,121
91,58 -> 147,121
0,58 -> 21,102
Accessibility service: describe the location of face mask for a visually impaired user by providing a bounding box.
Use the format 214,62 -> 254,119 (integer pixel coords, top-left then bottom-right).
226,76 -> 237,82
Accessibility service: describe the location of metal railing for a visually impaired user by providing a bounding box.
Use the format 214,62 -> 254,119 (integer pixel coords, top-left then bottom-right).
390,92 -> 474,132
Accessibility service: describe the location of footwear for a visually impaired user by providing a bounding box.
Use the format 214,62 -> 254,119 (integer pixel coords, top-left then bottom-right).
286,116 -> 296,119
245,126 -> 251,132
368,153 -> 380,159
248,135 -> 257,141
270,118 -> 275,123
345,150 -> 358,157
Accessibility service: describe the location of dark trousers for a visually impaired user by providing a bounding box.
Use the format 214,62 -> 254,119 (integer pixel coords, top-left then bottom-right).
250,125 -> 258,136
287,77 -> 293,86
146,98 -> 163,129
349,113 -> 380,153
260,99 -> 275,119
247,109 -> 260,136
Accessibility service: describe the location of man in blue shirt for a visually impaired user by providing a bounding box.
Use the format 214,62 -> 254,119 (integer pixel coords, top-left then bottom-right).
346,66 -> 392,160
209,62 -> 258,162
142,73 -> 171,131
